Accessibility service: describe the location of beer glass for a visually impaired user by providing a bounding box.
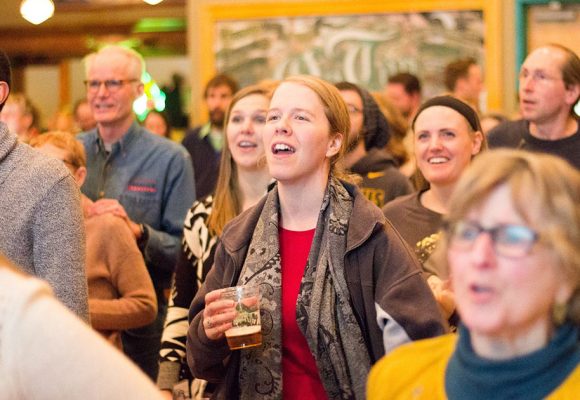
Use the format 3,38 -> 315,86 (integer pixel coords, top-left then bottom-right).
221,285 -> 262,350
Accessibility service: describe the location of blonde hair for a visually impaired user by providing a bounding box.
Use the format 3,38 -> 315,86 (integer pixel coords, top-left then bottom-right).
4,93 -> 39,127
439,149 -> 580,324
29,131 -> 86,170
207,82 -> 276,236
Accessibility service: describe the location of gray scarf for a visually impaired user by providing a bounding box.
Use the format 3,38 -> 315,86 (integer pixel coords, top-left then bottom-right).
236,177 -> 371,399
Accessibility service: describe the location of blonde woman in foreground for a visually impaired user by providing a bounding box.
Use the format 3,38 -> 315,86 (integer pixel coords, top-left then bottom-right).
368,149 -> 580,400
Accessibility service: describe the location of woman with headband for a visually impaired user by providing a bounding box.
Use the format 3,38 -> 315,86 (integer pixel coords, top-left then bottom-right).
382,96 -> 486,319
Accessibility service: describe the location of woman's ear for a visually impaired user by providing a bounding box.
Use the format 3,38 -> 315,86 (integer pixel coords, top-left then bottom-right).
74,166 -> 88,187
326,133 -> 343,158
0,82 -> 10,106
471,130 -> 484,156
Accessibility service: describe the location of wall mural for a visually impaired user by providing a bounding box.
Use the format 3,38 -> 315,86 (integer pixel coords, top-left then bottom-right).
215,11 -> 484,98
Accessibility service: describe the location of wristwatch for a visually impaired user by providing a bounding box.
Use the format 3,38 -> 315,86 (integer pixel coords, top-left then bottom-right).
137,223 -> 149,250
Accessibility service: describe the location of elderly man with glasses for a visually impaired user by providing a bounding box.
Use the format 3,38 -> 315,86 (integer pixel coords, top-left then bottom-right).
78,45 -> 195,381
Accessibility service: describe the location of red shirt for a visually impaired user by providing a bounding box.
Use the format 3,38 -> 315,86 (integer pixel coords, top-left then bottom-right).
279,227 -> 328,400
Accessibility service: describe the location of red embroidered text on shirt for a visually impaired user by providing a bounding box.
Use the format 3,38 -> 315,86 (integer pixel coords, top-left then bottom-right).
127,185 -> 157,193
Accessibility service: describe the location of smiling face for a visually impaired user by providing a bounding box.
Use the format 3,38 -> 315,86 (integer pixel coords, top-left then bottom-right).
226,93 -> 269,172
518,46 -> 578,126
449,184 -> 572,340
264,81 -> 342,187
86,51 -> 143,132
414,106 -> 482,189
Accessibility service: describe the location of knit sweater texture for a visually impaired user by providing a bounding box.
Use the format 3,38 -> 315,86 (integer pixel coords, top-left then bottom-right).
0,123 -> 88,321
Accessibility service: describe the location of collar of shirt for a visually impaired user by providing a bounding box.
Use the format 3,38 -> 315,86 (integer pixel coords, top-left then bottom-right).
94,122 -> 141,156
199,122 -> 223,152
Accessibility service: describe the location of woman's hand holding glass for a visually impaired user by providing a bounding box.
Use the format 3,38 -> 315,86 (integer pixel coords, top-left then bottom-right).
203,289 -> 236,340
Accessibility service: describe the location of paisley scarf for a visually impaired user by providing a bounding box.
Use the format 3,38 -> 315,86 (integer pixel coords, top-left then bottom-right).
236,177 -> 371,399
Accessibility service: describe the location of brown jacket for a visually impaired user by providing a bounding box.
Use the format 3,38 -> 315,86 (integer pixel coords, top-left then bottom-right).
186,182 -> 446,399
86,213 -> 157,349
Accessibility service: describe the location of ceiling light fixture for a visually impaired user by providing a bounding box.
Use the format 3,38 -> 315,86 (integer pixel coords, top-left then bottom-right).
143,0 -> 165,5
20,0 -> 55,25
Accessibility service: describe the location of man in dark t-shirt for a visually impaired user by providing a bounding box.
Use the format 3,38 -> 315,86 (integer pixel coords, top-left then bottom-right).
488,44 -> 580,170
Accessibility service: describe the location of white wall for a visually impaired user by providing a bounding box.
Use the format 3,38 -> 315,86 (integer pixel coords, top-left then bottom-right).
24,65 -> 59,129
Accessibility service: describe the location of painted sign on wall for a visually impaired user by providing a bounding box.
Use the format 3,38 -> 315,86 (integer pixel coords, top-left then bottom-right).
215,11 -> 484,98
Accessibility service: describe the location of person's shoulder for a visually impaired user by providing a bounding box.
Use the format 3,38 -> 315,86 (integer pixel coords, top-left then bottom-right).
87,212 -> 129,232
487,119 -> 527,148
368,334 -> 455,399
16,144 -> 71,183
349,181 -> 386,221
76,129 -> 98,146
189,194 -> 214,214
220,195 -> 267,251
382,191 -> 417,214
139,129 -> 191,160
181,126 -> 204,144
389,333 -> 456,360
0,264 -> 52,310
552,362 -> 580,397
184,195 -> 214,226
85,214 -> 137,252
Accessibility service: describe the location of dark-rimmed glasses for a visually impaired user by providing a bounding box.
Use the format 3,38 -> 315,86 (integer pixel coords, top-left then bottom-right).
447,220 -> 539,258
84,79 -> 139,93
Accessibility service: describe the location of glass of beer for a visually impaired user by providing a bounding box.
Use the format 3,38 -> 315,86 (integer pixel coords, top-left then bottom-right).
221,284 -> 262,350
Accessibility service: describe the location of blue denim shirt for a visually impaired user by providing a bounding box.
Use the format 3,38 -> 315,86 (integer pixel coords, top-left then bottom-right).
78,122 -> 196,290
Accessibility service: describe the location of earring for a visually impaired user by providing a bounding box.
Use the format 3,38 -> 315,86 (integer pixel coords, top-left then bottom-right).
552,302 -> 568,326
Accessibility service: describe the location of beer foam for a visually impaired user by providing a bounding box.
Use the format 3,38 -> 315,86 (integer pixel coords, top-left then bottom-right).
225,325 -> 261,337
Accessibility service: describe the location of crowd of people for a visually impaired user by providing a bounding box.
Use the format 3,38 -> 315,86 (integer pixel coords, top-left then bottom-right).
0,40 -> 578,400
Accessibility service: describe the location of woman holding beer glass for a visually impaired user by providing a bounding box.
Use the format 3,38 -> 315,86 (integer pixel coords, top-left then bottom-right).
187,75 -> 446,399
368,149 -> 580,399
157,84 -> 274,399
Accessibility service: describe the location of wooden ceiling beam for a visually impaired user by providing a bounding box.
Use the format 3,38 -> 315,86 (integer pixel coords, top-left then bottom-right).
0,30 -> 186,65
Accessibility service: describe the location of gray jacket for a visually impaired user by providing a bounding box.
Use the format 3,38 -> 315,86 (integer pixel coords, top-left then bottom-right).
0,123 -> 88,321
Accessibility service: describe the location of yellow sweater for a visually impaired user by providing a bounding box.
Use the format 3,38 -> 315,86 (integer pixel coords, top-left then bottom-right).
367,334 -> 580,400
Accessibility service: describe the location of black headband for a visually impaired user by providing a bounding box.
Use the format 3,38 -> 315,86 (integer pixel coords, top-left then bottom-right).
412,95 -> 482,132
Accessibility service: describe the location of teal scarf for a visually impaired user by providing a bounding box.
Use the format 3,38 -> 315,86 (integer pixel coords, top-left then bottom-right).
446,324 -> 580,399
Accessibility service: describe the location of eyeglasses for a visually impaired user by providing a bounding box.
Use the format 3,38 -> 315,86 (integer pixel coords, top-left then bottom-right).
447,220 -> 539,258
84,79 -> 139,93
518,69 -> 562,85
